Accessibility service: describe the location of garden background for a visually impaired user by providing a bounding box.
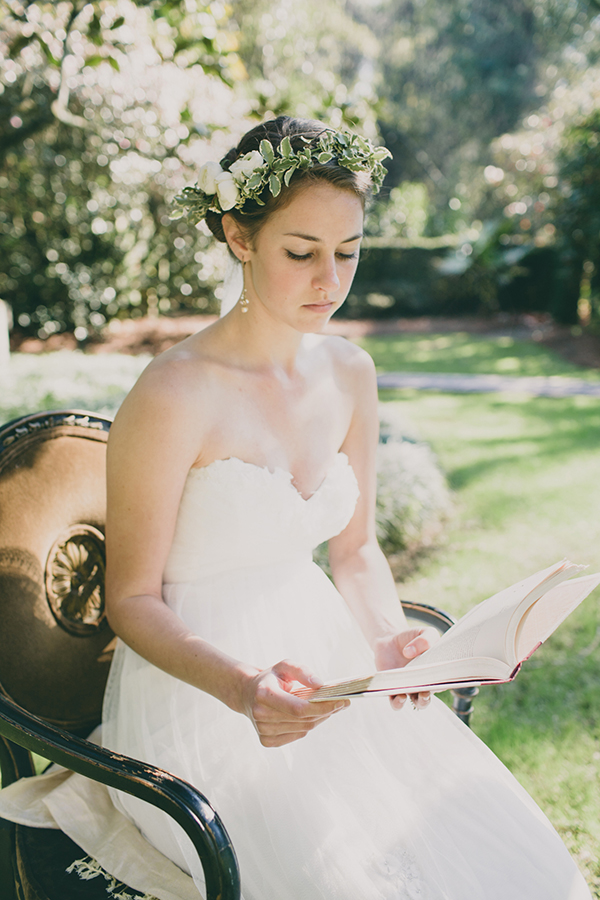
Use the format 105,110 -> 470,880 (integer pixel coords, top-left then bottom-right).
2,0 -> 600,894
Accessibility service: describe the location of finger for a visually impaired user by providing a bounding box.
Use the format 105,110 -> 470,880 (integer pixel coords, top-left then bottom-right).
253,676 -> 317,718
256,692 -> 349,721
409,691 -> 431,710
254,702 -> 342,724
261,677 -> 350,717
271,659 -> 324,689
389,693 -> 407,710
259,731 -> 310,748
254,702 -> 349,737
255,714 -> 333,736
403,628 -> 439,659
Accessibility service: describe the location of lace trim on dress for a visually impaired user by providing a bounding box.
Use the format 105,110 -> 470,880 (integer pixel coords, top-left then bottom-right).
66,856 -> 160,900
188,451 -> 354,503
374,849 -> 430,899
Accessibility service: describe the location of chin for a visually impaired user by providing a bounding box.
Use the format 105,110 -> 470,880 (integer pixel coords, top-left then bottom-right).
298,309 -> 337,334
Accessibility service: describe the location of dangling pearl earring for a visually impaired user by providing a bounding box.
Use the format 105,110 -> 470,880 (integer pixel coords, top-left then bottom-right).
239,261 -> 249,313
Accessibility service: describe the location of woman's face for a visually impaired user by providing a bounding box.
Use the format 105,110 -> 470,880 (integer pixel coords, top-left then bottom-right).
243,181 -> 364,331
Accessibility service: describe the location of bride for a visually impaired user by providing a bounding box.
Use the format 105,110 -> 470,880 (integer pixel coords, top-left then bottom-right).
0,116 -> 592,899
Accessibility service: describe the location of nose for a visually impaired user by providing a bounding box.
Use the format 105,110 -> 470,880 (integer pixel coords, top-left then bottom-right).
313,255 -> 340,294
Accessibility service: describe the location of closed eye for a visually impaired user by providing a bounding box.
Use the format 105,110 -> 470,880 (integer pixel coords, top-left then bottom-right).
285,250 -> 359,262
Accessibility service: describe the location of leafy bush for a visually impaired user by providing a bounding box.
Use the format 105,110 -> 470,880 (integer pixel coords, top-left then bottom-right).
376,405 -> 452,558
0,1 -> 246,340
554,109 -> 600,328
314,404 -> 452,577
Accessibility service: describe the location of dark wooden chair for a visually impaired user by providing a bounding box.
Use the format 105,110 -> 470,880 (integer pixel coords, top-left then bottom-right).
0,409 -> 476,900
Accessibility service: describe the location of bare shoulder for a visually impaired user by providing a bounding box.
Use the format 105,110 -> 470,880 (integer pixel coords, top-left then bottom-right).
311,334 -> 376,396
120,334 -> 221,414
109,334 -> 220,464
312,333 -> 375,372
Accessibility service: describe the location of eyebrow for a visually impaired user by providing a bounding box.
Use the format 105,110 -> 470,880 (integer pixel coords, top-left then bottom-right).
283,232 -> 363,244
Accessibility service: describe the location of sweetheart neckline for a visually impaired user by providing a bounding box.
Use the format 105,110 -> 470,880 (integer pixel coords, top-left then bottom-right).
187,452 -> 350,503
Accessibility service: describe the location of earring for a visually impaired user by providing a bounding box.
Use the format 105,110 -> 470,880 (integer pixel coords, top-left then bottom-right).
239,261 -> 249,313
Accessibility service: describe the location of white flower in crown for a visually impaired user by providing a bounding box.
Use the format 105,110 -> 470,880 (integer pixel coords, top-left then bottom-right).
196,160 -> 222,195
214,171 -> 240,210
229,150 -> 266,183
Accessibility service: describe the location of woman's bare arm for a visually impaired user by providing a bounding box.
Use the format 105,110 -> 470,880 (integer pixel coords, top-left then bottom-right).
328,347 -> 438,707
105,354 -> 347,745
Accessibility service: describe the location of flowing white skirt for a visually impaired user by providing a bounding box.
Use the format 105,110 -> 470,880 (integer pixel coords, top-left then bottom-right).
0,557 -> 591,899
103,558 -> 591,900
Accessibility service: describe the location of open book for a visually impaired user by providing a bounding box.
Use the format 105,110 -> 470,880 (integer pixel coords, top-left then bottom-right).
297,560 -> 600,701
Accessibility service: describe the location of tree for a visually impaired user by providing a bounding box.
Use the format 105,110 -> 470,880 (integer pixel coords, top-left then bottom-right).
554,110 -> 600,325
361,0 -> 600,235
0,0 -> 246,338
232,0 -> 381,136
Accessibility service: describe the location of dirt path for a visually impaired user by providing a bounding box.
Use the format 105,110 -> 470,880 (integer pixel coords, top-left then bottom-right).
377,371 -> 600,396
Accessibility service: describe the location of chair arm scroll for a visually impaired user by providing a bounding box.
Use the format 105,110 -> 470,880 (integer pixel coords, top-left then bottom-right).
0,693 -> 240,900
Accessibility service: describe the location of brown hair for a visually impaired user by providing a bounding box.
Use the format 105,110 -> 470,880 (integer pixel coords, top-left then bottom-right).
205,116 -> 374,247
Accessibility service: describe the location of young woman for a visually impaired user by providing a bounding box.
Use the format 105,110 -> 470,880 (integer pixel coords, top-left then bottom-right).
0,117 -> 591,899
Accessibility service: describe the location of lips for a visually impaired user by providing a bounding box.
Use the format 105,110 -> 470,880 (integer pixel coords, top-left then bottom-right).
303,301 -> 334,311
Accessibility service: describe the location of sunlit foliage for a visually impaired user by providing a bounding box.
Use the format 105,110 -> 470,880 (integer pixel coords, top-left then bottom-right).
233,0 -> 381,136
3,0 -> 600,334
0,0 -> 249,338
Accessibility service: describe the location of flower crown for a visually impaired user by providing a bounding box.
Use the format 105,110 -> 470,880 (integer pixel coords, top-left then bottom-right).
171,130 -> 392,224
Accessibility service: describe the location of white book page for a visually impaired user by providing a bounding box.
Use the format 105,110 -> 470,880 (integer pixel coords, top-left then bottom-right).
514,572 -> 600,661
367,655 -> 510,691
402,560 -> 577,672
300,656 -> 511,701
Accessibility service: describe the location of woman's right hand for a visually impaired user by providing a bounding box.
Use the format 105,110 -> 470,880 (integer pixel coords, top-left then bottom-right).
241,659 -> 350,748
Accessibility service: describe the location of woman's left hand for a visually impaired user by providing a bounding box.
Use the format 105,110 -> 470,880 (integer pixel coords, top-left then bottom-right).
373,626 -> 440,712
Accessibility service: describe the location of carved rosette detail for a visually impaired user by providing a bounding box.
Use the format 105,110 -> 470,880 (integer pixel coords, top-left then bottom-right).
45,525 -> 107,636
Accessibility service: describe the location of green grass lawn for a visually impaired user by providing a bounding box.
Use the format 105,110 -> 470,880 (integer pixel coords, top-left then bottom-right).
358,332 -> 600,379
381,388 -> 600,894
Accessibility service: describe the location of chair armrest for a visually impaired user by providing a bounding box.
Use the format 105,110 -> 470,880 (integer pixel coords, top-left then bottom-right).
0,693 -> 240,900
400,600 -> 456,634
400,601 -> 478,727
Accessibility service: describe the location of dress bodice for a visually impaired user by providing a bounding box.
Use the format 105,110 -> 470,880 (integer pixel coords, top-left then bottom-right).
162,452 -> 359,582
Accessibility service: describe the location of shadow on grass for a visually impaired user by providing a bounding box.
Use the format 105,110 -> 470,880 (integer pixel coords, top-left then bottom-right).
472,600 -> 600,742
441,396 -> 600,492
359,333 -> 600,380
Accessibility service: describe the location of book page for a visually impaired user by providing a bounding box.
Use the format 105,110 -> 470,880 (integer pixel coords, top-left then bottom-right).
502,564 -> 585,664
514,572 -> 600,661
298,656 -> 511,701
402,560 -> 577,671
366,656 -> 510,691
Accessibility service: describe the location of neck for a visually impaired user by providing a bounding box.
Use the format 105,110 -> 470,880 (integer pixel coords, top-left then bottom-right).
217,303 -> 308,376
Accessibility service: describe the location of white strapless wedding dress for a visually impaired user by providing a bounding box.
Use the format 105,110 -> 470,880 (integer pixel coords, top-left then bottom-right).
0,453 -> 591,899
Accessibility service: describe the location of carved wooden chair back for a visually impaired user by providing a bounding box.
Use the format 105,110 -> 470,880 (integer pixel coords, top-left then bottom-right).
0,410 -> 114,746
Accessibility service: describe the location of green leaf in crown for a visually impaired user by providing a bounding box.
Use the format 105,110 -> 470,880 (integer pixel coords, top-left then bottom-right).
171,130 -> 392,223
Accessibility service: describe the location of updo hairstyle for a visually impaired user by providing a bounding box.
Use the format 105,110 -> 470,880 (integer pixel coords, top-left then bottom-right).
205,116 -> 374,248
